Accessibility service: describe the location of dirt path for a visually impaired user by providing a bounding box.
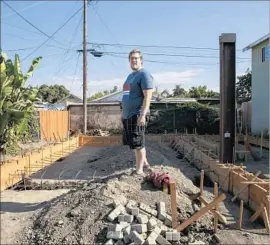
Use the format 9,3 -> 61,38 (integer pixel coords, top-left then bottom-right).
1,140 -> 269,244
0,189 -> 69,244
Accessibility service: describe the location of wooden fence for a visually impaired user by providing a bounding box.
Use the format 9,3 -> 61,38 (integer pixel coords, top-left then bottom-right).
39,111 -> 69,142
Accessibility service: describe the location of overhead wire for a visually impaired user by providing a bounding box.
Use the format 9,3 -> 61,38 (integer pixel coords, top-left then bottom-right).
103,51 -> 250,60
3,36 -> 71,52
107,53 -> 250,66
90,3 -> 130,73
52,11 -> 83,78
22,6 -> 83,61
2,1 -> 65,47
2,21 -> 48,36
88,41 -> 244,52
69,53 -> 81,92
3,1 -> 45,18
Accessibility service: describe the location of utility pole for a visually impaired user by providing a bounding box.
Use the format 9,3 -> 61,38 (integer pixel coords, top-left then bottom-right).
219,33 -> 236,163
83,0 -> 88,134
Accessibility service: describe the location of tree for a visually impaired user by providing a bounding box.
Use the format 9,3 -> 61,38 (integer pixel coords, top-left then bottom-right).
161,89 -> 170,98
110,86 -> 118,93
236,69 -> 251,104
88,91 -> 104,101
173,85 -> 186,97
88,86 -> 119,101
37,84 -> 69,103
187,85 -> 216,98
0,52 -> 42,152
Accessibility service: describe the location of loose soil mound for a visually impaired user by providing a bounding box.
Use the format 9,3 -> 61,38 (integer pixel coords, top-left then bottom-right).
22,151 -> 216,244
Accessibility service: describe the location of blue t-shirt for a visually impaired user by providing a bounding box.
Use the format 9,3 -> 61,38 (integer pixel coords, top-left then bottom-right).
121,68 -> 153,119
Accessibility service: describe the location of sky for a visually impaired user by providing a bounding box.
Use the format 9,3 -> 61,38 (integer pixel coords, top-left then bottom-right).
1,0 -> 269,98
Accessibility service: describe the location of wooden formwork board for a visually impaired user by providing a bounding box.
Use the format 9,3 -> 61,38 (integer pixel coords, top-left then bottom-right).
248,136 -> 269,149
195,134 -> 269,150
0,137 -> 79,191
79,136 -> 122,146
163,134 -> 270,222
79,135 -> 163,147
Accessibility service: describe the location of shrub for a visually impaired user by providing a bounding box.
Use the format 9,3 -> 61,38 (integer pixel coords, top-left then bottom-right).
147,102 -> 220,134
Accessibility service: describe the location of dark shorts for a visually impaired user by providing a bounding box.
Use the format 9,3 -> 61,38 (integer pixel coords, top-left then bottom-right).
122,114 -> 149,150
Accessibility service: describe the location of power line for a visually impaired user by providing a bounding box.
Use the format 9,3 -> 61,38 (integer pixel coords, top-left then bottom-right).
52,12 -> 83,78
107,53 -> 250,66
22,6 -> 83,61
2,1 -> 65,47
3,39 -> 70,52
78,49 -> 250,60
3,1 -> 45,18
88,41 -> 243,52
70,53 -> 81,92
2,21 -> 46,36
90,4 -> 129,73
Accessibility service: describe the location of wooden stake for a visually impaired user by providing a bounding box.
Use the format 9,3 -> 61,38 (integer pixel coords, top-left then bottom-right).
170,182 -> 178,229
176,193 -> 226,232
214,182 -> 218,233
262,205 -> 270,234
231,171 -> 262,202
200,170 -> 204,196
238,200 -> 244,230
260,130 -> 263,158
250,203 -> 263,222
198,196 -> 227,224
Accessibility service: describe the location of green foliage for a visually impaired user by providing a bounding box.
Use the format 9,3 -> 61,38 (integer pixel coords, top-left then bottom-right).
173,85 -> 186,97
0,52 -> 42,152
187,85 -> 216,98
236,69 -> 251,104
88,86 -> 119,101
147,102 -> 220,134
168,85 -> 217,98
37,84 -> 69,103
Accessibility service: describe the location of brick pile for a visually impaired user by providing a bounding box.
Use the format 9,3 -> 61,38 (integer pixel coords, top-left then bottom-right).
105,198 -> 205,245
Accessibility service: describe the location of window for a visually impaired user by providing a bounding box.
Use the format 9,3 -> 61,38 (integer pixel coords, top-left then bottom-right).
262,45 -> 269,62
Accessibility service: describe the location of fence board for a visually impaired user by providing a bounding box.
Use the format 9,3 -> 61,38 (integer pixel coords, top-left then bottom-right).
39,111 -> 69,142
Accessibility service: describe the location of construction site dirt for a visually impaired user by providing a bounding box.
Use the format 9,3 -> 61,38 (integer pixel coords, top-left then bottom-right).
1,140 -> 269,245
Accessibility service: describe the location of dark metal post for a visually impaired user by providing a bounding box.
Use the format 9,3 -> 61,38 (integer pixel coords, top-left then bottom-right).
219,33 -> 236,163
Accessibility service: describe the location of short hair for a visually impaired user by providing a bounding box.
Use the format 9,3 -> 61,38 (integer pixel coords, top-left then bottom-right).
128,49 -> 143,61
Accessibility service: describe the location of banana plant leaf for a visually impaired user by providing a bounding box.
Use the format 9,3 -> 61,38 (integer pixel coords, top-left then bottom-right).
24,56 -> 42,82
14,54 -> 22,77
0,113 -> 9,135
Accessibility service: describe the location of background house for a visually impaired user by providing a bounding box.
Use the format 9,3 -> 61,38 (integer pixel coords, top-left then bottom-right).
243,34 -> 269,135
54,94 -> 83,109
91,91 -> 159,102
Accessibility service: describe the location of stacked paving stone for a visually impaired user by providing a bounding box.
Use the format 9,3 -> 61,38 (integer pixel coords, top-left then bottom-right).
105,199 -> 183,245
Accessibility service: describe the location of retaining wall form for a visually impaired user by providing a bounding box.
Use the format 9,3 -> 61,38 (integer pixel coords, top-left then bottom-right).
0,137 -> 79,191
1,134 -> 269,222
161,134 -> 270,221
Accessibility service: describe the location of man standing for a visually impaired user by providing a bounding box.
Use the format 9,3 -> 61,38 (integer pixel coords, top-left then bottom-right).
121,49 -> 153,175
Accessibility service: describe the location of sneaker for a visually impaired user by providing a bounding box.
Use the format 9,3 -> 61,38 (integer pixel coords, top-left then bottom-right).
131,169 -> 145,176
143,164 -> 151,169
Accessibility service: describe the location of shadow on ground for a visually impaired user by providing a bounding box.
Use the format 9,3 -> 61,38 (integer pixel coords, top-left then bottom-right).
0,201 -> 48,213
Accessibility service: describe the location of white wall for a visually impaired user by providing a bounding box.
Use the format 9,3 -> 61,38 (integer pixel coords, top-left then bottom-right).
251,40 -> 269,135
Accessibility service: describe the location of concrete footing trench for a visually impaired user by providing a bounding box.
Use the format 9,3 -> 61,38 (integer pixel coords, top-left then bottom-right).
1,137 -> 270,244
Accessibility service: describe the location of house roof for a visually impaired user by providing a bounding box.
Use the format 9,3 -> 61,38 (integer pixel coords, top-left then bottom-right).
55,93 -> 83,103
92,90 -> 159,102
243,33 -> 270,52
91,91 -> 121,101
